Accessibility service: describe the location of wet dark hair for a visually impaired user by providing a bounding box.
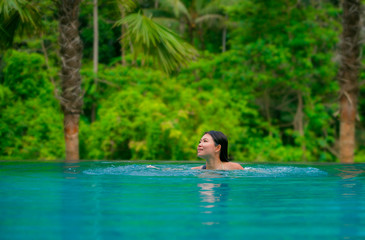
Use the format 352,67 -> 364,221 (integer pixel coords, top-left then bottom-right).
204,130 -> 229,162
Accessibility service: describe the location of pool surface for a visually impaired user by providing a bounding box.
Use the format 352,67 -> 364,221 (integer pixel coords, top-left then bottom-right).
1,161 -> 365,239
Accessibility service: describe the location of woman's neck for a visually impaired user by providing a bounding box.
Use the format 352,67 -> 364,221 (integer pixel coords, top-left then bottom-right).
205,155 -> 222,170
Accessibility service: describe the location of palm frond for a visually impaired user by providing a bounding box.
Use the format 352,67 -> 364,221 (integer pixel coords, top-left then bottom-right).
0,0 -> 41,27
159,0 -> 191,20
0,0 -> 24,18
150,16 -> 180,29
114,0 -> 138,13
142,8 -> 175,18
115,11 -> 197,73
199,0 -> 223,15
195,14 -> 224,25
195,0 -> 206,13
0,0 -> 41,49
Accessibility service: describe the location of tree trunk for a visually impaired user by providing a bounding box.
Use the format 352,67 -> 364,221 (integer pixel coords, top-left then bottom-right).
198,25 -> 205,50
58,0 -> 83,161
92,0 -> 99,122
188,22 -> 194,45
121,9 -> 126,66
293,91 -> 306,160
40,35 -> 57,94
64,114 -> 80,160
222,14 -> 227,53
179,17 -> 185,36
338,0 -> 361,163
93,0 -> 98,75
130,40 -> 135,65
264,88 -> 272,137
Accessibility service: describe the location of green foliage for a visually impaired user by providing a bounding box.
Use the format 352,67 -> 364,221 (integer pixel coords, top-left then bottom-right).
2,50 -> 50,98
1,0 -> 365,162
80,64 -> 258,160
81,18 -> 117,64
355,150 -> 365,163
0,50 -> 64,160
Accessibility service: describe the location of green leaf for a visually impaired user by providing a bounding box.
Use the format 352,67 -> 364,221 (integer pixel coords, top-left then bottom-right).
0,0 -> 42,49
115,11 -> 198,73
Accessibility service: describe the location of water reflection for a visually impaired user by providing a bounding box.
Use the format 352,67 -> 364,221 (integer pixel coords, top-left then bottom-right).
62,160 -> 80,179
336,166 -> 364,240
198,171 -> 226,178
61,159 -> 83,239
198,182 -> 230,227
336,165 -> 365,179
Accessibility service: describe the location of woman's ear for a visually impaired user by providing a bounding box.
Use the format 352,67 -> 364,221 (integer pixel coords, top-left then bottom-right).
215,144 -> 221,152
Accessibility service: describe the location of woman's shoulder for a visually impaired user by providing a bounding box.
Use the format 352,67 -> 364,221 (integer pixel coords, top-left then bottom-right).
225,162 -> 244,170
191,165 -> 204,169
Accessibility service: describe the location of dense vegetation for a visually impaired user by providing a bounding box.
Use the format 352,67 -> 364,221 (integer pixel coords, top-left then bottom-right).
1,0 -> 364,162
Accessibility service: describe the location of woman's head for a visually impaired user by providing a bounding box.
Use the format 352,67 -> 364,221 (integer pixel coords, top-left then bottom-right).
197,130 -> 229,162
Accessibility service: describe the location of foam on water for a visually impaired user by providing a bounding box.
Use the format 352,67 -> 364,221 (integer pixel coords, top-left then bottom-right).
83,164 -> 328,178
242,166 -> 328,177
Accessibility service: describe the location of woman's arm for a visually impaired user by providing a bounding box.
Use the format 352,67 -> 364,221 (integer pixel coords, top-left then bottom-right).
191,165 -> 204,169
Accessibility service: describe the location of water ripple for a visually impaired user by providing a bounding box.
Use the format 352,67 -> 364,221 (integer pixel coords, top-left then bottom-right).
83,164 -> 328,178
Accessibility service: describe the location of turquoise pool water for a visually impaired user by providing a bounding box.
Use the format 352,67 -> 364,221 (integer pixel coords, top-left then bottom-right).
1,161 -> 365,240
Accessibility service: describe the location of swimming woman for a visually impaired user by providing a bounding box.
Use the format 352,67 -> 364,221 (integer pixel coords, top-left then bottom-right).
192,131 -> 244,170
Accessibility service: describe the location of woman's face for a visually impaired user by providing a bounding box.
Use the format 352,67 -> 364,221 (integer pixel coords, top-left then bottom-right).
197,134 -> 218,159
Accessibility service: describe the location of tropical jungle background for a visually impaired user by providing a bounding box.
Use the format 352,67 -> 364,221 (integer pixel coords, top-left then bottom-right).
1,0 -> 365,162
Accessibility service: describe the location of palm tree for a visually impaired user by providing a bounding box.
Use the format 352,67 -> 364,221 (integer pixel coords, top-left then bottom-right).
337,0 -> 361,163
57,0 -> 83,160
0,0 -> 82,160
1,0 -> 197,160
